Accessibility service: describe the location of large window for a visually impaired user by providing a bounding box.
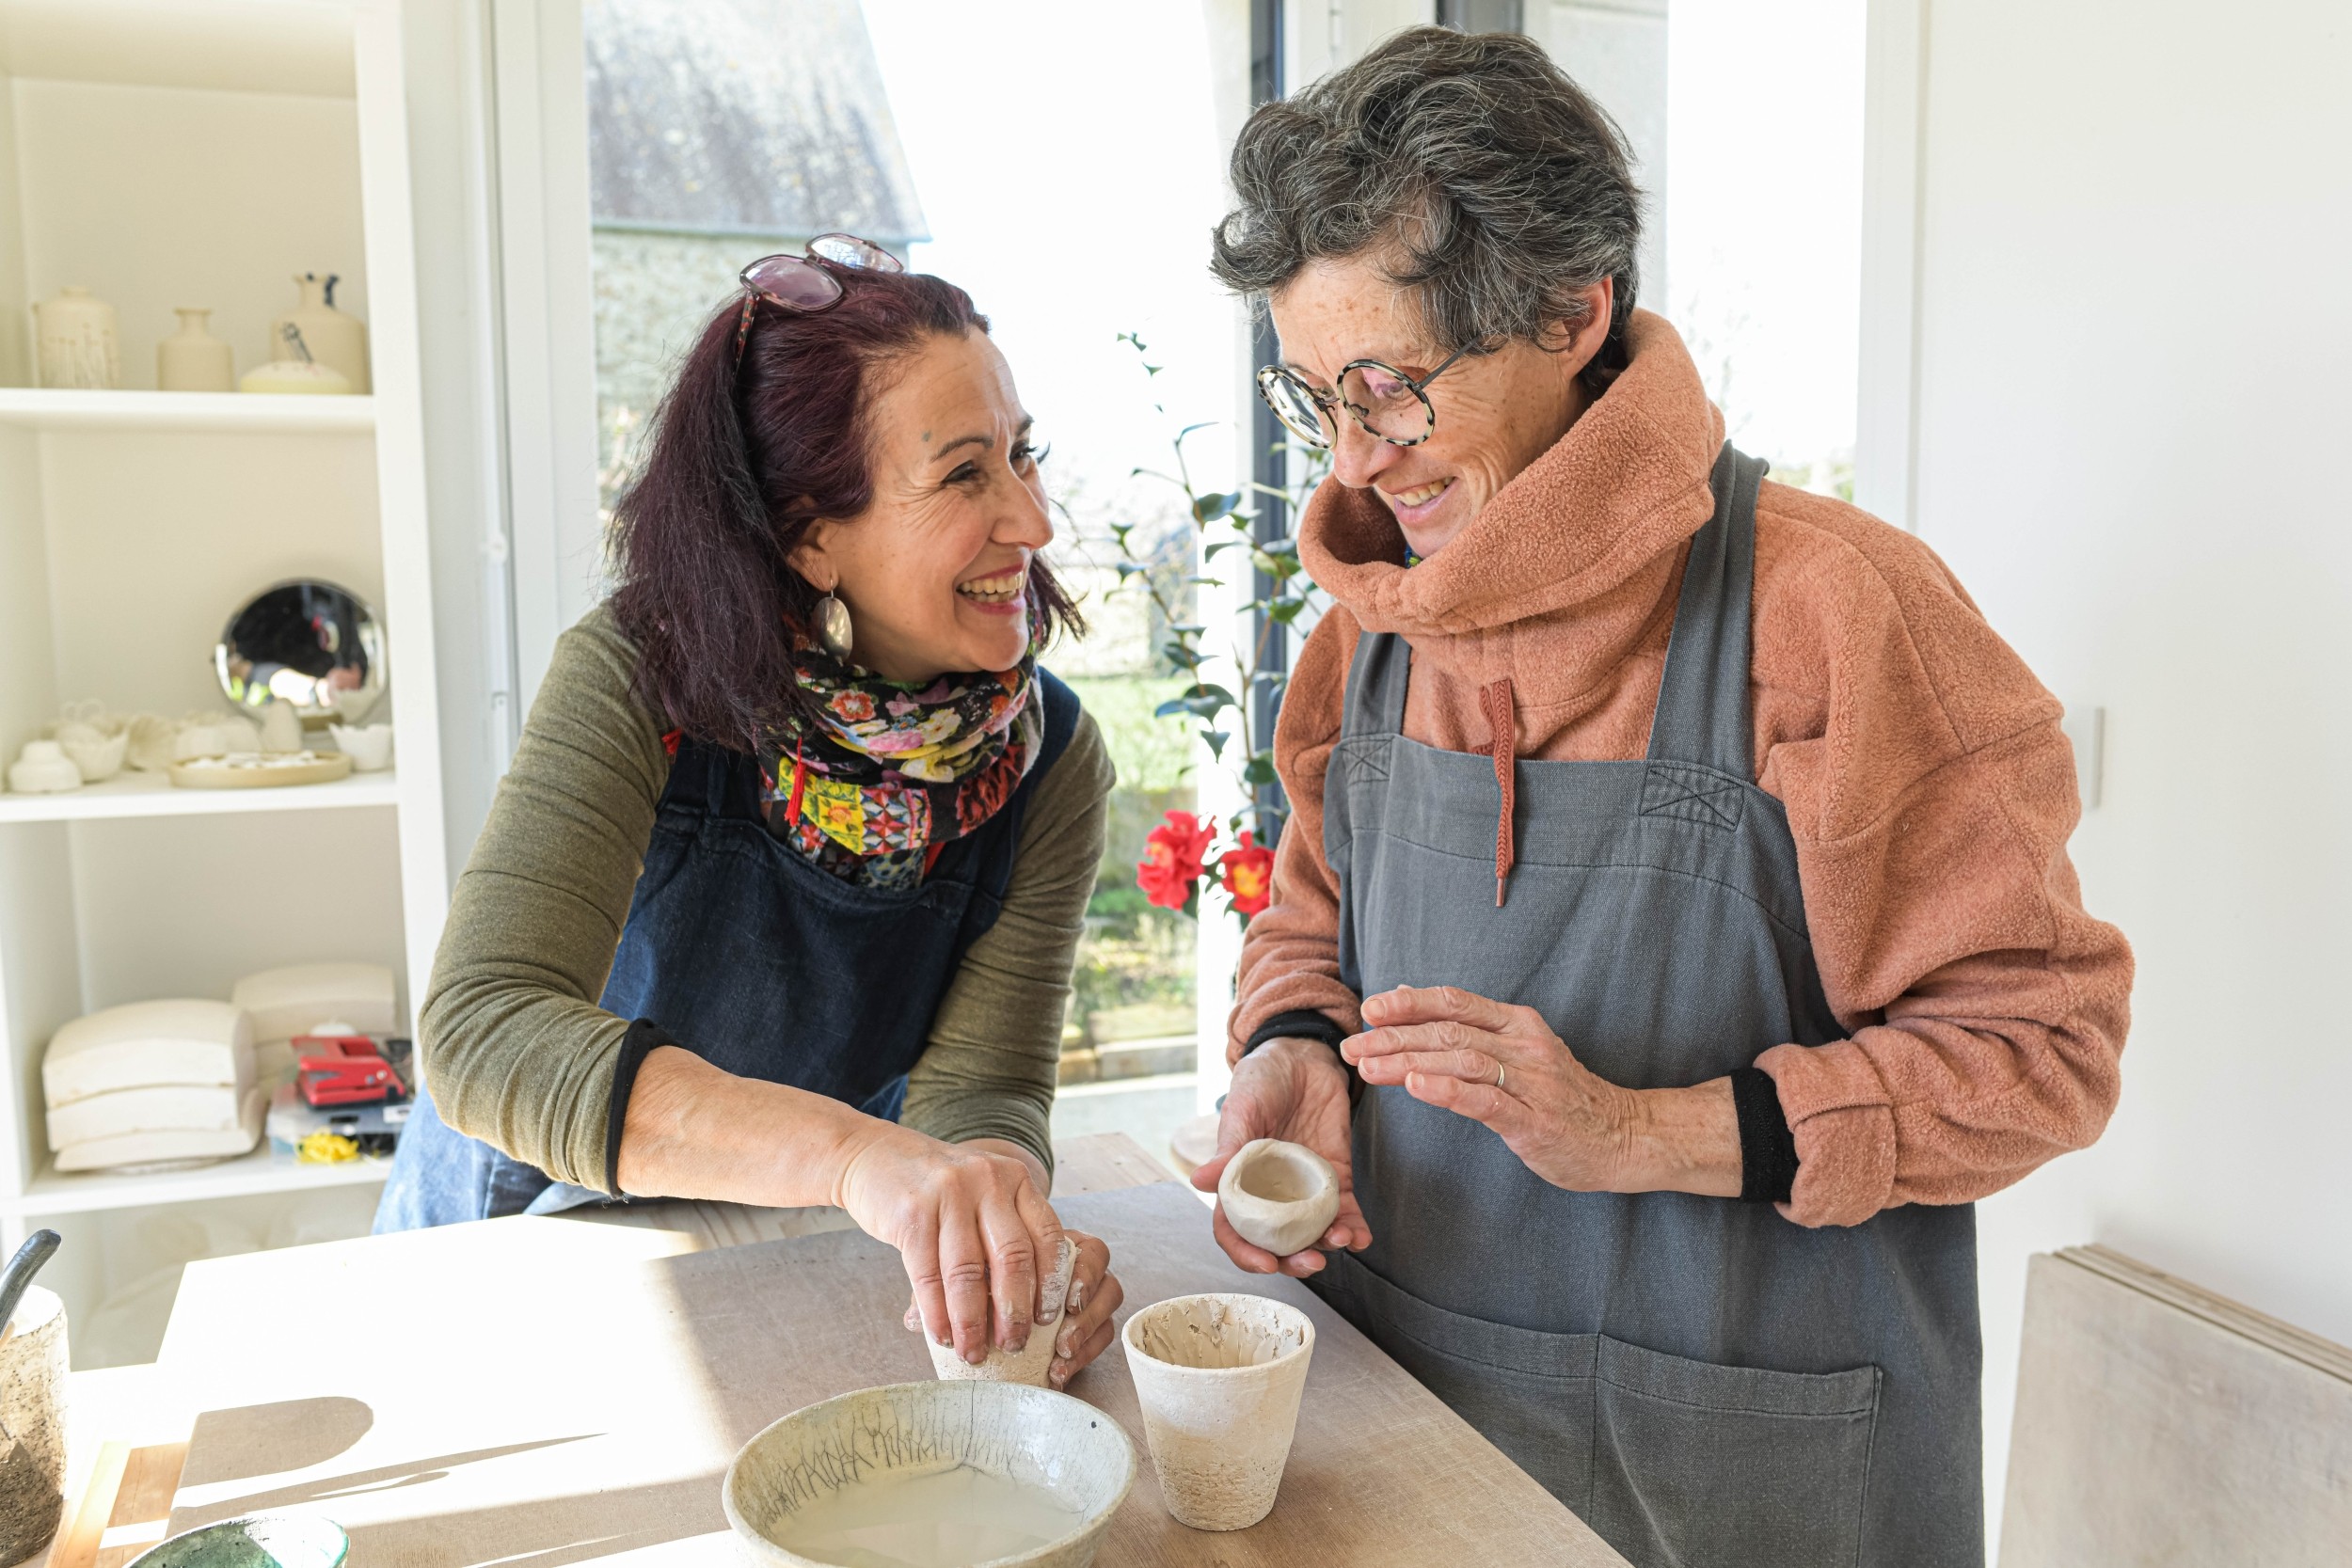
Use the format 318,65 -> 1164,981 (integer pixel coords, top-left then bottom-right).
575,1 -> 1867,1174
582,0 -> 1248,1169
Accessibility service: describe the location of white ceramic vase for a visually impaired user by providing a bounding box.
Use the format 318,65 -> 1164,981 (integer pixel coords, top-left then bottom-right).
32,286 -> 119,389
268,273 -> 369,392
1121,1292 -> 1316,1531
157,308 -> 234,392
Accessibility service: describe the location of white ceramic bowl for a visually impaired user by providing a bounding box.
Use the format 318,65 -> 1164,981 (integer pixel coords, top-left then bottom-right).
723,1380 -> 1134,1568
327,722 -> 394,772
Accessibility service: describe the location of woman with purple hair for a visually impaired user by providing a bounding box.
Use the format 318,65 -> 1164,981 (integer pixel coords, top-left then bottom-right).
377,241 -> 1124,1387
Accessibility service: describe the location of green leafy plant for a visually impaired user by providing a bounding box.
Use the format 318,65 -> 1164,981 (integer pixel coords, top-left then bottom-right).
1103,332 -> 1328,921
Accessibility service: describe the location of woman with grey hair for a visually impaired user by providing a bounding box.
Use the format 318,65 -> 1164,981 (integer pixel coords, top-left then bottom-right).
1194,25 -> 2131,1566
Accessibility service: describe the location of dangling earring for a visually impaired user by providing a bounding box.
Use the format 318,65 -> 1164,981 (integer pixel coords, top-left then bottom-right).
816,578 -> 855,662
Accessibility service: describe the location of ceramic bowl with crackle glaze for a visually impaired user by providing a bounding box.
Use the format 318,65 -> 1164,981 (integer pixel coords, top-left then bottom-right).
724,1379 -> 1134,1567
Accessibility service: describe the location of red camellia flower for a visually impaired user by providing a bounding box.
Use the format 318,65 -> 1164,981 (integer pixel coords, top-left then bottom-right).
1137,809 -> 1216,910
1218,831 -> 1276,917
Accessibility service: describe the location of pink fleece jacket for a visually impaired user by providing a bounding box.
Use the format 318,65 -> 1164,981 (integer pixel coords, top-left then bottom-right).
1228,310 -> 2133,1227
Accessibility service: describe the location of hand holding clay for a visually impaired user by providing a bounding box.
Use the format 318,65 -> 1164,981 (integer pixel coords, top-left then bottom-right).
834,1127 -> 1068,1368
1343,984 -> 1741,1198
1045,1228 -> 1124,1387
905,1227 -> 1124,1388
1191,1036 -> 1369,1276
922,1232 -> 1078,1386
1216,1139 -> 1341,1257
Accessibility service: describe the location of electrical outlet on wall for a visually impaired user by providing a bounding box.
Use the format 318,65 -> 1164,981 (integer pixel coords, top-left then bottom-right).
2061,703 -> 2105,810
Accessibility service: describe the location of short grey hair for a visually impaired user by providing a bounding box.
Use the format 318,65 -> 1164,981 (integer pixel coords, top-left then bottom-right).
1212,25 -> 1642,392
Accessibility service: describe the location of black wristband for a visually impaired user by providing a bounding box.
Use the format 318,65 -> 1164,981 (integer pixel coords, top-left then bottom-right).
1730,1066 -> 1799,1205
1241,1009 -> 1362,1104
605,1018 -> 676,1198
1241,1008 -> 1348,1059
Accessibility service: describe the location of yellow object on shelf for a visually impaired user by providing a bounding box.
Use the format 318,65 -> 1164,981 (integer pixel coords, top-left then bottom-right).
238,359 -> 351,395
296,1131 -> 358,1164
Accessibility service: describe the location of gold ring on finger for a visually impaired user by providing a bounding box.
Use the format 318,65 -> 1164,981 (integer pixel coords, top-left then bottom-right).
1495,1062 -> 1506,1092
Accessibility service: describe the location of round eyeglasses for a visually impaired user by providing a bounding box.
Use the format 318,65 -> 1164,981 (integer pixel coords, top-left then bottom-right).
732,233 -> 905,367
1254,346 -> 1471,451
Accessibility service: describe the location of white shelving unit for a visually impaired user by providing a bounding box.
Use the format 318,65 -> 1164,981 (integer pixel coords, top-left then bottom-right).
0,386 -> 379,433
0,767 -> 403,824
0,0 -> 447,1365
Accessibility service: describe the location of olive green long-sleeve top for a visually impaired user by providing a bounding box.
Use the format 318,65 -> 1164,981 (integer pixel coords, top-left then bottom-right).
419,604 -> 1113,1192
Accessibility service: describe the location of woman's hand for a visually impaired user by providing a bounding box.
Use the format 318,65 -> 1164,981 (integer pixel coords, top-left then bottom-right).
836,1126 -> 1067,1366
1343,985 -> 1741,1198
1190,1036 -> 1371,1276
1043,1229 -> 1121,1388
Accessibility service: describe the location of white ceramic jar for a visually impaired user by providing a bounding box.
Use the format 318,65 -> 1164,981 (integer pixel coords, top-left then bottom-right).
157,307 -> 234,392
32,286 -> 119,389
268,273 -> 369,392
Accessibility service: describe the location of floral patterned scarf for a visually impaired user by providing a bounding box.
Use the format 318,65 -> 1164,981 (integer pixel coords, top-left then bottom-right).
760,610 -> 1046,890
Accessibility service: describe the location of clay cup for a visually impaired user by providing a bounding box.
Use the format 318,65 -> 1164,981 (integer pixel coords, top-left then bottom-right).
1120,1292 -> 1315,1530
1216,1138 -> 1340,1257
924,1233 -> 1078,1386
0,1287 -> 68,1562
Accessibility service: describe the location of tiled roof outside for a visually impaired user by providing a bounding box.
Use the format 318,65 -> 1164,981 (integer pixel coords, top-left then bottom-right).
585,0 -> 928,243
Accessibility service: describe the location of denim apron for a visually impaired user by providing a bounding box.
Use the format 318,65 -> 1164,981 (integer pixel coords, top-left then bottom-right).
1309,448 -> 1981,1567
374,671 -> 1079,1229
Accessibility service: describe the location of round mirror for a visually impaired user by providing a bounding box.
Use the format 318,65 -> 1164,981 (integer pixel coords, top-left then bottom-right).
215,578 -> 387,724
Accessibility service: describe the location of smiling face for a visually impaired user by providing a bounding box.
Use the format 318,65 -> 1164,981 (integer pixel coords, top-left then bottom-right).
789,328 -> 1051,682
1268,254 -> 1613,560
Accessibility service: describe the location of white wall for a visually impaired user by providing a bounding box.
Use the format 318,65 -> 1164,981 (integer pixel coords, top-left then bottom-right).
1895,0 -> 2352,1535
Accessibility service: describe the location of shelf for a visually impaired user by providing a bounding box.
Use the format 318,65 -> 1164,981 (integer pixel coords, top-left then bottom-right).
0,388 -> 375,434
9,1143 -> 389,1217
0,766 -> 398,824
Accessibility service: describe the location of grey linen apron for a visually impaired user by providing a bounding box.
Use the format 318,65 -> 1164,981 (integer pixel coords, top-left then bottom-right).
1309,446 -> 1982,1567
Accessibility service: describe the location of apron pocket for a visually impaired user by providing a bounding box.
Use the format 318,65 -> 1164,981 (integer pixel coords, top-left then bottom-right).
1591,1335 -> 1881,1568
1311,1250 -> 1601,1506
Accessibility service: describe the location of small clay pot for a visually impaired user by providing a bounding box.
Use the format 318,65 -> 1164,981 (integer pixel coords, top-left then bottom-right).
1216,1138 -> 1340,1257
924,1233 -> 1078,1386
1121,1292 -> 1315,1531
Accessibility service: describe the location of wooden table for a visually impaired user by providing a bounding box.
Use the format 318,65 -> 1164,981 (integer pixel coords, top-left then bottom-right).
60,1135 -> 1628,1566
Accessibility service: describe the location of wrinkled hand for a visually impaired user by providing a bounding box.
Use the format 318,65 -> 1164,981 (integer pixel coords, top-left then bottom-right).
898,1227 -> 1122,1388
1343,985 -> 1650,1193
837,1127 -> 1065,1366
1191,1036 -> 1370,1276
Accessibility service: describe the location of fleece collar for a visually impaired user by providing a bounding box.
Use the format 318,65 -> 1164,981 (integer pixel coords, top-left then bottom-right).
1298,309 -> 1726,646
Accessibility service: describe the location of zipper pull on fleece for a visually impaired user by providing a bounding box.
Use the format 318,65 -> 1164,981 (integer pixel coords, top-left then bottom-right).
1480,677 -> 1518,906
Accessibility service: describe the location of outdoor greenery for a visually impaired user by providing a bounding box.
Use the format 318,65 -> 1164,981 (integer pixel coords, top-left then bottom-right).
1102,332 -> 1329,925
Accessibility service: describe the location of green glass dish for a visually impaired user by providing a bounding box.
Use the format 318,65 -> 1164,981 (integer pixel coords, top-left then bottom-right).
124,1514 -> 348,1568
